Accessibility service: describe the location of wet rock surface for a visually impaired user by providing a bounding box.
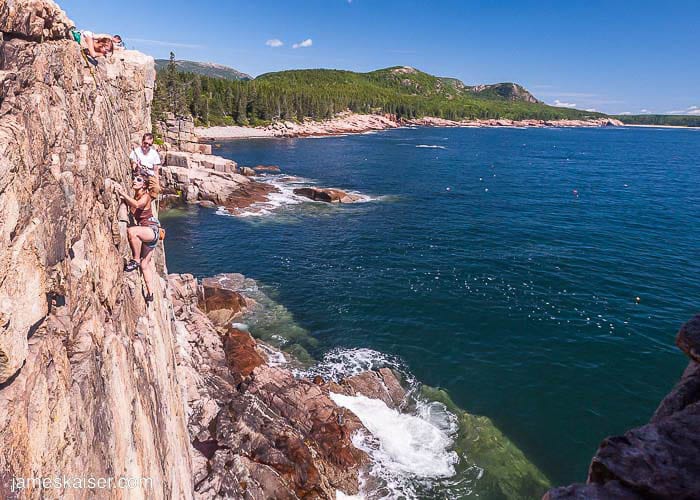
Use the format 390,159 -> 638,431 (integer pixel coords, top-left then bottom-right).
545,315 -> 700,499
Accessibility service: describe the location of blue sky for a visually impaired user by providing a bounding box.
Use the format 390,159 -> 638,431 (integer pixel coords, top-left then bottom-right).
61,0 -> 698,115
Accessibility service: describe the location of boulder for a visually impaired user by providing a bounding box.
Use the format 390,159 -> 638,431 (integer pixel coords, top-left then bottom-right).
677,314 -> 700,362
197,200 -> 216,209
199,275 -> 251,327
0,0 -> 74,40
293,187 -> 362,203
587,402 -> 700,498
253,165 -> 281,173
330,368 -> 406,408
223,328 -> 265,380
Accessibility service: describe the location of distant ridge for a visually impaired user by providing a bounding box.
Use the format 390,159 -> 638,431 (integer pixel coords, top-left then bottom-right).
155,59 -> 252,81
256,65 -> 543,104
154,63 -> 603,126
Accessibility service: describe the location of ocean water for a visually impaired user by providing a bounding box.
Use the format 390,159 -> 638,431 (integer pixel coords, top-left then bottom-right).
162,126 -> 699,493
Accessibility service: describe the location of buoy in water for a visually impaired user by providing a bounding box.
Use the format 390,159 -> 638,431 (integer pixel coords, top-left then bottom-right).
635,296 -> 641,304
572,189 -> 579,197
446,187 -> 451,191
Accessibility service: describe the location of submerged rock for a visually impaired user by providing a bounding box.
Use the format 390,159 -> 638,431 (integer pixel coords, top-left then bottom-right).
422,386 -> 551,499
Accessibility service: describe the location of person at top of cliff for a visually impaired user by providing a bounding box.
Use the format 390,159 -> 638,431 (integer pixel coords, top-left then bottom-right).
117,174 -> 161,304
112,35 -> 125,49
130,133 -> 162,178
70,29 -> 114,61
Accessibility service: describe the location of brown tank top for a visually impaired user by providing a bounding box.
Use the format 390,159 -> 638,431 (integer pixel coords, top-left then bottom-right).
131,193 -> 156,226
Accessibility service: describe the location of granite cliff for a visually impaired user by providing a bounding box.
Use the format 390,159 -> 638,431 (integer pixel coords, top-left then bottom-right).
0,0 -> 193,497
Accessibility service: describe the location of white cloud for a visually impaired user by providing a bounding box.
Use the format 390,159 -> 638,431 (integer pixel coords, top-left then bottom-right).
552,99 -> 577,108
265,39 -> 284,48
292,38 -> 313,49
585,108 -> 597,112
640,109 -> 651,114
665,105 -> 700,115
619,112 -> 632,115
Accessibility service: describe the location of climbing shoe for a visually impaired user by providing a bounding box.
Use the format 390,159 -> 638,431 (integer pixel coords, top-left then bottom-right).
124,259 -> 140,272
145,293 -> 154,304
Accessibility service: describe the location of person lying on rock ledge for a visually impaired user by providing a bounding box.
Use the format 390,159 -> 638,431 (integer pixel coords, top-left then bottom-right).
69,29 -> 114,64
117,175 -> 161,304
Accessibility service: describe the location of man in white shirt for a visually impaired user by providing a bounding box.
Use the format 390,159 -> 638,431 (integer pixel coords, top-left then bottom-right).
130,133 -> 161,177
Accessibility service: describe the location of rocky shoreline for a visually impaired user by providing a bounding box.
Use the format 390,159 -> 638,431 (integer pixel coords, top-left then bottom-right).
195,112 -> 624,140
158,141 -> 369,215
171,272 -> 552,499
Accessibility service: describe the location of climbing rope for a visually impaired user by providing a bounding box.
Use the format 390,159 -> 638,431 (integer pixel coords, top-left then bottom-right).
79,50 -> 169,307
79,49 -> 134,164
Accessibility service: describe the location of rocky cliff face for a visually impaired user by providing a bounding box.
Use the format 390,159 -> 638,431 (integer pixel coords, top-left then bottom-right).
0,1 -> 193,497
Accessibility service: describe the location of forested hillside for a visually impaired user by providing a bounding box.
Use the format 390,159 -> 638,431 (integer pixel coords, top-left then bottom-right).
614,114 -> 700,127
152,55 -> 601,126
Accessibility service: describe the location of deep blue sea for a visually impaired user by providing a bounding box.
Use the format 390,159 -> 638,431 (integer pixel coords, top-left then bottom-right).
162,126 -> 699,491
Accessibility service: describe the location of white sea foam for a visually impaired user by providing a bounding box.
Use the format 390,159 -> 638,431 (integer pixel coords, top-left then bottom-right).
330,393 -> 459,499
235,175 -> 310,217
296,347 -> 407,382
217,174 -> 376,217
258,343 -> 287,367
416,144 -> 447,149
298,348 -> 463,498
336,491 -> 363,500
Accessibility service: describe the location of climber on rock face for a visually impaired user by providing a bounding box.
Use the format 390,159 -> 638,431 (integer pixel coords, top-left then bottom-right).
130,133 -> 162,178
117,174 -> 161,304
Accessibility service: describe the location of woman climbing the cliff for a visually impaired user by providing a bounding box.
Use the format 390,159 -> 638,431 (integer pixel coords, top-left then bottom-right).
117,175 -> 161,304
